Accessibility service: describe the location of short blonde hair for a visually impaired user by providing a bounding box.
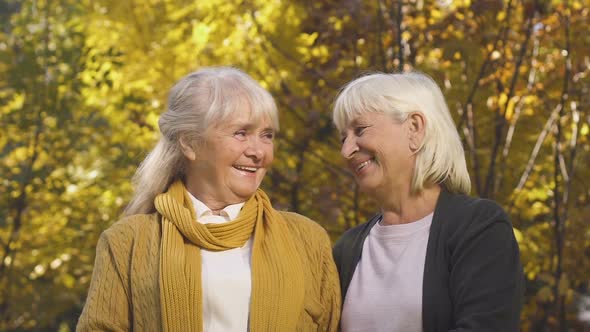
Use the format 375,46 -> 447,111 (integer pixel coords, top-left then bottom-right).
333,71 -> 471,194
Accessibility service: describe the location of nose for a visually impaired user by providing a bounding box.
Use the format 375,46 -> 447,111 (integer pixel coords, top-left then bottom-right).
341,136 -> 358,159
245,137 -> 265,160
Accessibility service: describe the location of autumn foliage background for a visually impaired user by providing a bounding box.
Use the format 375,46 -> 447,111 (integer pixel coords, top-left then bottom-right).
1,0 -> 589,330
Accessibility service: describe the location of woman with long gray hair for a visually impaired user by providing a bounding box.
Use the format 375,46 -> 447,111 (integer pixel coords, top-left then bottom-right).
77,67 -> 341,332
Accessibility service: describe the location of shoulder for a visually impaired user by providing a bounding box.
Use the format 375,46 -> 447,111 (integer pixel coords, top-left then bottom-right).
277,211 -> 338,283
99,213 -> 160,252
456,193 -> 507,215
437,191 -> 509,228
89,214 -> 161,292
332,214 -> 380,273
435,191 -> 514,247
103,213 -> 159,237
333,221 -> 366,248
333,214 -> 379,254
278,211 -> 331,243
277,211 -> 334,258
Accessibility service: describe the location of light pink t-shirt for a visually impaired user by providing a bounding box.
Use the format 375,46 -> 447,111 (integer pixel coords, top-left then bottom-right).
341,213 -> 433,332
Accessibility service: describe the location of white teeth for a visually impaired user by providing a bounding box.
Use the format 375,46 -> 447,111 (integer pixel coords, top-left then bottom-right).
234,165 -> 258,172
356,159 -> 372,172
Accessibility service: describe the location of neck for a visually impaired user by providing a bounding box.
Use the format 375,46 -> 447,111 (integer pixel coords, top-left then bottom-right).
210,209 -> 224,216
184,178 -> 239,212
377,184 -> 441,225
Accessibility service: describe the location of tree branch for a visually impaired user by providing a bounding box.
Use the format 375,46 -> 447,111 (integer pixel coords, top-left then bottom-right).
501,34 -> 540,176
376,0 -> 388,71
553,3 -> 571,329
486,15 -> 535,197
510,101 -> 561,206
248,10 -> 340,89
562,100 -> 580,218
391,0 -> 404,70
458,0 -> 515,196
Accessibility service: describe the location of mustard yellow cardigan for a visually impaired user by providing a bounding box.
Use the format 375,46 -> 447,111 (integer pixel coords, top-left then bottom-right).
77,211 -> 341,331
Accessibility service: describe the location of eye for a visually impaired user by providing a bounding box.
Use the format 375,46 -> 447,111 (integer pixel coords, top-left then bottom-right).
234,130 -> 247,140
354,126 -> 369,136
263,131 -> 275,141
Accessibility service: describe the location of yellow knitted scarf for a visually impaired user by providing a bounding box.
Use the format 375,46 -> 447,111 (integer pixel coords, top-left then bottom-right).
154,180 -> 305,331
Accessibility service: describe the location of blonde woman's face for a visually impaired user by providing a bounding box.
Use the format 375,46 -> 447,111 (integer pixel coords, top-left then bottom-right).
185,108 -> 275,207
340,112 -> 415,196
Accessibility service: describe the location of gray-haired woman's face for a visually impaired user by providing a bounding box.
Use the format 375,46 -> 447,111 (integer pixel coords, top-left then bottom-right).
185,107 -> 275,205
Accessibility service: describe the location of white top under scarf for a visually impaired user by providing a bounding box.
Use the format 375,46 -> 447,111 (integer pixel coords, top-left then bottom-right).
341,213 -> 433,332
188,192 -> 251,332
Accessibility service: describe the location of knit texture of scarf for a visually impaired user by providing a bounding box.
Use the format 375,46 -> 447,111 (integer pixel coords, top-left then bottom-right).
154,180 -> 305,332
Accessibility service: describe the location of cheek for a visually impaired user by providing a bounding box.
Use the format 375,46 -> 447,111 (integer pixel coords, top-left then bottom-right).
226,144 -> 246,158
265,146 -> 274,165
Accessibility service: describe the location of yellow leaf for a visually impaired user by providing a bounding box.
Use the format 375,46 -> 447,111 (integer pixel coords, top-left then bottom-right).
498,93 -> 508,108
192,23 -> 211,49
12,146 -> 29,162
558,274 -> 569,296
4,93 -> 25,111
169,3 -> 198,21
63,274 -> 76,288
537,286 -> 553,303
504,97 -> 518,120
287,156 -> 297,169
146,111 -> 159,129
402,31 -> 412,41
513,227 -> 523,244
43,116 -> 57,129
431,8 -> 442,20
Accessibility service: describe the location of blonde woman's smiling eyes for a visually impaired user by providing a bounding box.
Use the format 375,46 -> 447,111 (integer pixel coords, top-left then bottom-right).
341,125 -> 370,143
261,130 -> 275,142
354,125 -> 370,136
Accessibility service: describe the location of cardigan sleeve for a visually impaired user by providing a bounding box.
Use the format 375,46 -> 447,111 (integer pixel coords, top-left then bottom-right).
77,232 -> 131,332
448,201 -> 524,332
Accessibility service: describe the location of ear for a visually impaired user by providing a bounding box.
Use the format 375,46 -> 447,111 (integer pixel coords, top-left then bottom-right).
179,136 -> 196,161
406,112 -> 426,152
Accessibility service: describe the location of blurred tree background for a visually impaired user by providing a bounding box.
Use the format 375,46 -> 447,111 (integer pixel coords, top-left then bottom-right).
0,0 -> 589,330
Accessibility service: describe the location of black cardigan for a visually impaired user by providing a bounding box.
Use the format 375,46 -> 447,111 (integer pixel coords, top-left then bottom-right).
333,190 -> 525,332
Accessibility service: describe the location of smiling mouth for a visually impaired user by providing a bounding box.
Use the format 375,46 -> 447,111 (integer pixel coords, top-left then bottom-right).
355,158 -> 374,173
233,165 -> 259,173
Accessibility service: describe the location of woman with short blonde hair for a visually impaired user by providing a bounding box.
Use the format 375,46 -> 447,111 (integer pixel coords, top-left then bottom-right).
333,71 -> 523,332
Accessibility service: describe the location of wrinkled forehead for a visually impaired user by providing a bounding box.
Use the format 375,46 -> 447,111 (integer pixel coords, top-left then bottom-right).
336,108 -> 375,132
229,107 -> 277,130
334,88 -> 416,135
213,91 -> 279,131
333,78 -> 388,132
248,105 -> 278,130
333,92 -> 384,133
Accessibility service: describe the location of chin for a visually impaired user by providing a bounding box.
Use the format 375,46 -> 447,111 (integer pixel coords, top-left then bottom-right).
358,185 -> 376,195
357,179 -> 382,195
233,186 -> 260,199
230,176 -> 263,195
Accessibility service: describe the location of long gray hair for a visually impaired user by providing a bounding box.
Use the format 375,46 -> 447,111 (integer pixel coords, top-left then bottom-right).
124,67 -> 279,215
